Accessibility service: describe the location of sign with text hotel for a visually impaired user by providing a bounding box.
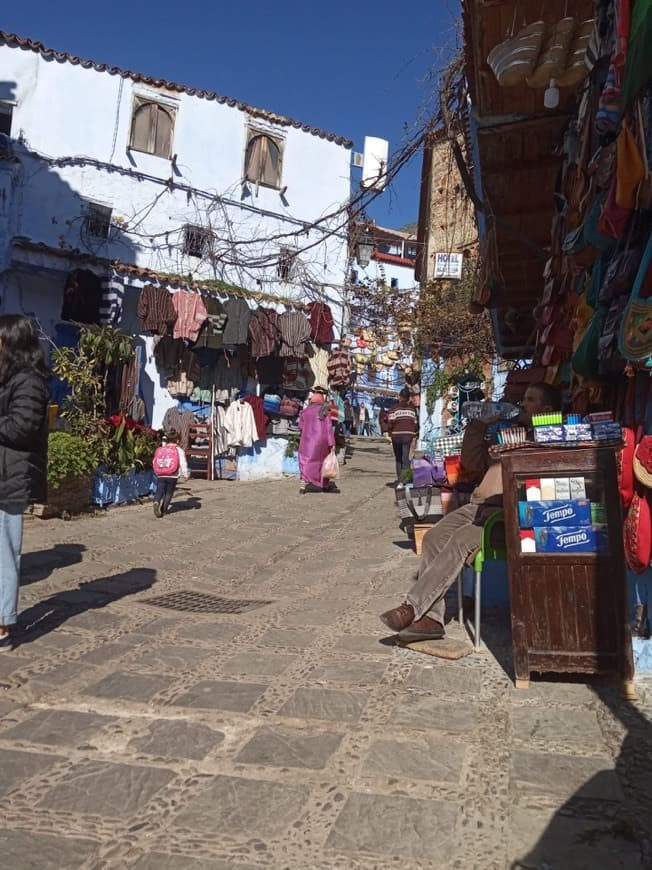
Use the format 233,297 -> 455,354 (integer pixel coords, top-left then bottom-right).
434,252 -> 464,280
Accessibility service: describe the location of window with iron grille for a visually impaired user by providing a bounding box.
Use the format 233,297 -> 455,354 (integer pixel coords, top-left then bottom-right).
129,98 -> 175,158
277,247 -> 297,281
244,131 -> 284,189
83,202 -> 113,240
183,225 -> 213,259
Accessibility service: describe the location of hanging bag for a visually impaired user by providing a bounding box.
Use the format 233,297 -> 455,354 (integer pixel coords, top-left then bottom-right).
321,451 -> 340,480
624,488 -> 652,573
618,427 -> 636,509
619,230 -> 652,360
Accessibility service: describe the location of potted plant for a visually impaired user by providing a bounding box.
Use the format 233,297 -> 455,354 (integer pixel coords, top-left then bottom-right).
33,431 -> 96,518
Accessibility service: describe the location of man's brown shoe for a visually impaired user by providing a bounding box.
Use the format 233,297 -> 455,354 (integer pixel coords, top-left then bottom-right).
380,602 -> 415,632
397,616 -> 445,642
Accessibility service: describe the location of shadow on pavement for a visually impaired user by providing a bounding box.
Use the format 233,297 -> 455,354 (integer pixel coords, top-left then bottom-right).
166,495 -> 202,514
20,543 -> 87,586
476,603 -> 651,866
14,567 -> 157,648
511,684 -> 652,868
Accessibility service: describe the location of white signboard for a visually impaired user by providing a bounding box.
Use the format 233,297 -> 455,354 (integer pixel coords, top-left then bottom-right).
434,252 -> 464,280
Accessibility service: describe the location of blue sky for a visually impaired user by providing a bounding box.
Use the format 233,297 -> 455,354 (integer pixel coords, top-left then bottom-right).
3,1 -> 460,229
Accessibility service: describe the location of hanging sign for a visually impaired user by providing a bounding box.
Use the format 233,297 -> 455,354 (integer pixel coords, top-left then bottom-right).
434,252 -> 464,280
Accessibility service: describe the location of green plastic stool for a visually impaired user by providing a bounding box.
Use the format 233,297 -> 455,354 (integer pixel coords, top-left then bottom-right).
457,509 -> 506,650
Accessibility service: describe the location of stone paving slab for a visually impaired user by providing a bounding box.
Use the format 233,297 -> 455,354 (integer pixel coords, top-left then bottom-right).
0,438 -> 649,868
0,829 -> 99,869
37,759 -> 176,817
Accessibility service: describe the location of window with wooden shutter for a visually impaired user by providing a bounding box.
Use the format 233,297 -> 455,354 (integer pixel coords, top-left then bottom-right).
129,99 -> 175,158
244,132 -> 283,189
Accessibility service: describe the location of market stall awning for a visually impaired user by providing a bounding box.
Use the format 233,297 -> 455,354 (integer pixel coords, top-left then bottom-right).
463,0 -> 595,357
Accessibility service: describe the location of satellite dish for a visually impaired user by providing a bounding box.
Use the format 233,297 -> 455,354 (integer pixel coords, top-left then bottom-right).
361,137 -> 388,191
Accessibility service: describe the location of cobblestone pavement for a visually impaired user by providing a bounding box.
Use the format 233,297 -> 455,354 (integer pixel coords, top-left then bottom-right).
1,438 -> 651,869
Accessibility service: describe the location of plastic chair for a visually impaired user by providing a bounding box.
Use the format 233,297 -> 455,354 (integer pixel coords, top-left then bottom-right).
457,509 -> 505,650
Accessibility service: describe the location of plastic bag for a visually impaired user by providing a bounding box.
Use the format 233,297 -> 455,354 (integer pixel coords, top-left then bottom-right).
321,451 -> 340,480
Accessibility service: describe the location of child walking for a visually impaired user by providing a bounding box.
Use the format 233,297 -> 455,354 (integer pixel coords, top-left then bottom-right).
152,431 -> 189,517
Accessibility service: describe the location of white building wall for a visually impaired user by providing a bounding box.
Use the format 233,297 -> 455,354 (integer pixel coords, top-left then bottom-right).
355,257 -> 417,292
0,41 -> 353,427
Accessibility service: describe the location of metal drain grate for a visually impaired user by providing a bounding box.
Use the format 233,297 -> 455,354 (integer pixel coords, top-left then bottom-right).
142,591 -> 272,614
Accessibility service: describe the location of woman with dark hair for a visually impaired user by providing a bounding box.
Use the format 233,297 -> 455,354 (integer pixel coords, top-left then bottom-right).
0,315 -> 49,651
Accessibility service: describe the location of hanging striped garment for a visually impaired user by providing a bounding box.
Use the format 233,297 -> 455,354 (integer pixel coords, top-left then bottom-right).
279,310 -> 311,357
99,275 -> 125,326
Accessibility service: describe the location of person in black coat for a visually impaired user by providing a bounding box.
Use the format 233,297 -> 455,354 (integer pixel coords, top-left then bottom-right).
0,316 -> 49,651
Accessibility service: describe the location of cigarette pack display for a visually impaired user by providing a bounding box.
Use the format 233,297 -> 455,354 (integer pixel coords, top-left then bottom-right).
525,479 -> 542,501
520,530 -> 536,553
586,412 -> 614,423
563,424 -> 593,441
569,476 -> 586,499
518,500 -> 592,528
534,425 -> 564,443
590,503 -> 607,524
533,525 -> 608,553
540,478 -> 557,500
591,421 -> 623,441
554,478 -> 571,500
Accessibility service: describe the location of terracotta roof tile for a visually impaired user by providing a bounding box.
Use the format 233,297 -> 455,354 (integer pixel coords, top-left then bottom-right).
0,31 -> 353,148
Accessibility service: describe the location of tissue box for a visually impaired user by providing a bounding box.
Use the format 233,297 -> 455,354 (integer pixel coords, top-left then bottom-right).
591,421 -> 623,441
563,424 -> 593,442
534,425 -> 564,443
518,500 -> 592,528
534,525 -> 608,553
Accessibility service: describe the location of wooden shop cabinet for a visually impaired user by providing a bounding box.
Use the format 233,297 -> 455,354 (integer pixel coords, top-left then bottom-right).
500,446 -> 635,697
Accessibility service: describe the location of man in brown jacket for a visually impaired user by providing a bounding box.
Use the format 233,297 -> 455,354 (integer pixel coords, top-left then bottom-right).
381,383 -> 561,642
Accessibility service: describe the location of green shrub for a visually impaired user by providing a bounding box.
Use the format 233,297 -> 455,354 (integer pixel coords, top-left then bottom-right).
47,431 -> 97,489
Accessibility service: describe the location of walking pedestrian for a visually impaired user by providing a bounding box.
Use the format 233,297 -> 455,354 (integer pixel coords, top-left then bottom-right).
359,404 -> 371,437
343,398 -> 354,436
152,431 -> 189,517
387,387 -> 418,483
0,315 -> 49,652
298,390 -> 338,493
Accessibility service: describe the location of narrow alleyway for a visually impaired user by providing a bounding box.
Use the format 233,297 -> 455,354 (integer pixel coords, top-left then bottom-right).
0,439 -> 651,869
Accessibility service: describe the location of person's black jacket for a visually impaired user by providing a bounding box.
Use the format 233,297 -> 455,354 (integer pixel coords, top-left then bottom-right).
0,369 -> 49,504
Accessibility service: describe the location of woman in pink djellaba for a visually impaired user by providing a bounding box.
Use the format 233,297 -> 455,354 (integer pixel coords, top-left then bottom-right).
298,390 -> 339,494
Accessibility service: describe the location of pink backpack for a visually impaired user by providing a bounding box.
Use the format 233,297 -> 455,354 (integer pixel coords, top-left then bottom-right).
153,444 -> 180,476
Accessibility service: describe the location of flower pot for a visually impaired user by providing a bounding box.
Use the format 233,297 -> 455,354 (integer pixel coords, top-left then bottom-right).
33,474 -> 93,518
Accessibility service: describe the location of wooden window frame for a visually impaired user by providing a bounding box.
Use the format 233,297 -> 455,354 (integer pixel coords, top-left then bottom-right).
244,130 -> 284,190
129,98 -> 176,159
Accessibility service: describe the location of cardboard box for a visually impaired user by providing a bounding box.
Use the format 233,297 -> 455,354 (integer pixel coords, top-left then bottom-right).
563,424 -> 593,442
520,530 -> 536,553
533,525 -> 608,554
591,422 -> 623,441
534,425 -> 564,443
591,503 -> 607,524
554,478 -> 571,500
525,478 -> 541,501
569,477 -> 586,500
518,500 -> 592,528
540,478 -> 556,500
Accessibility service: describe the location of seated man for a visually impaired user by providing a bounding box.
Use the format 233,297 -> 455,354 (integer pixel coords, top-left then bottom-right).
381,382 -> 562,642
